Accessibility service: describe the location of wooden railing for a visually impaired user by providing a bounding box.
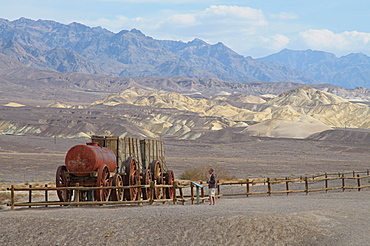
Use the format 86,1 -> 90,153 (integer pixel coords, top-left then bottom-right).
7,181 -> 212,209
219,170 -> 370,197
7,170 -> 370,209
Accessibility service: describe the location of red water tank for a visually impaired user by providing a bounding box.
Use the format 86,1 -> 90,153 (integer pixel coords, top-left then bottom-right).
65,142 -> 117,176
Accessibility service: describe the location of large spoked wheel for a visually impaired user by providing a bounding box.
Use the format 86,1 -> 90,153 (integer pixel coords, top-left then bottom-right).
95,165 -> 111,201
56,165 -> 72,202
141,169 -> 152,200
150,160 -> 163,199
164,170 -> 175,199
111,174 -> 123,201
124,157 -> 139,201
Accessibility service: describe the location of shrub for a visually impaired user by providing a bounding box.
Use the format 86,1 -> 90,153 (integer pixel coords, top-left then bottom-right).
179,164 -> 235,181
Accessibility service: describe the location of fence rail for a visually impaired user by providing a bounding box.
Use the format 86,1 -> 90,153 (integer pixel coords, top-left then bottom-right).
219,171 -> 370,197
7,181 -> 211,209
7,170 -> 370,210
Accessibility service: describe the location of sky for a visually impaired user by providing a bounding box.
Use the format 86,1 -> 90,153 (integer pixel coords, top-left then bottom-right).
1,0 -> 370,58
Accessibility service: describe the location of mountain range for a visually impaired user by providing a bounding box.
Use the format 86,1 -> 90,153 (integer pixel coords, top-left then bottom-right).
2,17 -> 370,88
258,49 -> 370,88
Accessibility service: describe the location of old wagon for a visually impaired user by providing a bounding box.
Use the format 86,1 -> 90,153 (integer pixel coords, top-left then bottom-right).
55,136 -> 175,202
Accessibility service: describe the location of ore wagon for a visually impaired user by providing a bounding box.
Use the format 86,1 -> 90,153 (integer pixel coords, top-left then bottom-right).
55,136 -> 174,202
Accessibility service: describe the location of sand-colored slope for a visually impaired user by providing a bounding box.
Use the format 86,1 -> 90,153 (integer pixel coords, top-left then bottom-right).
4,86 -> 369,140
243,115 -> 332,138
4,102 -> 25,107
91,86 -> 370,139
269,86 -> 348,107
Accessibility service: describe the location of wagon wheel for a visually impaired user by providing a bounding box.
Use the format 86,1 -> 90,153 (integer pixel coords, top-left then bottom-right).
111,174 -> 123,201
124,157 -> 139,201
95,165 -> 111,201
56,165 -> 72,202
164,170 -> 175,199
150,160 -> 163,199
141,169 -> 152,200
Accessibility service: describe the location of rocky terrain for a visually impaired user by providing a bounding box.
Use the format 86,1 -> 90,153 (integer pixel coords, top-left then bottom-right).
2,83 -> 370,141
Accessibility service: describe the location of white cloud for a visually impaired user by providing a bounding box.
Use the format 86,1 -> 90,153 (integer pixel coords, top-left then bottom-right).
260,34 -> 290,50
168,14 -> 197,26
200,5 -> 266,21
299,29 -> 370,55
270,12 -> 299,21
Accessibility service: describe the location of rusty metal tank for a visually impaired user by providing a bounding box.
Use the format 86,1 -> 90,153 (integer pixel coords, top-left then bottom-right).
65,142 -> 117,176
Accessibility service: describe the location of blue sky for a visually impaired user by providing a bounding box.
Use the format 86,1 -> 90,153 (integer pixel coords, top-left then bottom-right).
1,0 -> 370,58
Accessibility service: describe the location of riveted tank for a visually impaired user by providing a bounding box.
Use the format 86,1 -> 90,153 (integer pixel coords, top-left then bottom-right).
65,142 -> 117,176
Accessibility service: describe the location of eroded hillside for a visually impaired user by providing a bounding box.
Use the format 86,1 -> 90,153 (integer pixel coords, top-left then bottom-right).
1,85 -> 369,140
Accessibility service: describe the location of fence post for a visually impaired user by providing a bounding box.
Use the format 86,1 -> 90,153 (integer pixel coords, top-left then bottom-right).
200,181 -> 205,203
357,174 -> 361,191
285,177 -> 289,196
246,179 -> 250,197
149,181 -> 155,205
190,182 -> 194,205
75,183 -> 80,207
325,173 -> 328,193
179,186 -> 184,205
305,177 -> 309,195
162,182 -> 167,204
342,174 -> 345,192
28,184 -> 32,208
11,185 -> 14,210
137,181 -> 142,205
45,184 -> 48,207
173,181 -> 177,205
267,178 -> 271,196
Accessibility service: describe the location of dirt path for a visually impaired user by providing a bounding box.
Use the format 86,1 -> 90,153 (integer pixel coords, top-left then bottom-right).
0,191 -> 369,245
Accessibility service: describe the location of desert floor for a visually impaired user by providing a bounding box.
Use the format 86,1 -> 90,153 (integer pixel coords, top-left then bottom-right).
1,134 -> 370,183
1,191 -> 370,245
1,134 -> 370,245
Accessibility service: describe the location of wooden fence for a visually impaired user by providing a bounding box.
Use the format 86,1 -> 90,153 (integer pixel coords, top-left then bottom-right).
7,181 -> 209,210
7,170 -> 370,209
219,170 -> 370,197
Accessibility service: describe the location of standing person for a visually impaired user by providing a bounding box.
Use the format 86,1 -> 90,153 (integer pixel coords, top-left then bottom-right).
208,168 -> 217,205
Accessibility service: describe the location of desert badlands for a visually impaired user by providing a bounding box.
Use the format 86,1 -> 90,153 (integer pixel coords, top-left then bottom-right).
2,77 -> 370,245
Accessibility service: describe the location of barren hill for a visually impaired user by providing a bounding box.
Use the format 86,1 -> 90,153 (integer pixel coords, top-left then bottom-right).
2,84 -> 370,140
269,86 -> 348,107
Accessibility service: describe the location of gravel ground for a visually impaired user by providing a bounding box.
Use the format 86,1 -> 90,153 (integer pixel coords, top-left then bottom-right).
1,135 -> 370,245
1,191 -> 369,246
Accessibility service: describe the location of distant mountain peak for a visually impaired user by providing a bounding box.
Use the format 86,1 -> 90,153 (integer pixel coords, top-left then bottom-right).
129,28 -> 145,36
188,38 -> 207,45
